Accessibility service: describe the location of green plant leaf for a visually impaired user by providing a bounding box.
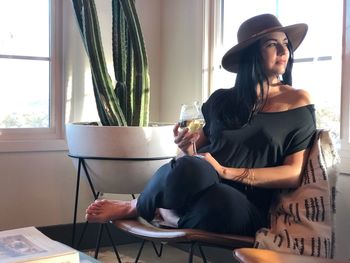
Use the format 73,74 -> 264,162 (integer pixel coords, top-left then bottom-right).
71,0 -> 150,126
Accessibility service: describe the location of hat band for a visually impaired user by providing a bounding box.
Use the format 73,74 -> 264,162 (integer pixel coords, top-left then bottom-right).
242,26 -> 283,43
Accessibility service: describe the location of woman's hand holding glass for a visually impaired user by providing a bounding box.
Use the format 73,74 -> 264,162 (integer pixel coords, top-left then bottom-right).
173,123 -> 200,155
174,102 -> 205,155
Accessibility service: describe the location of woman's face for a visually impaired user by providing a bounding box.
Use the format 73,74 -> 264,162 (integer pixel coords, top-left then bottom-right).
259,31 -> 289,78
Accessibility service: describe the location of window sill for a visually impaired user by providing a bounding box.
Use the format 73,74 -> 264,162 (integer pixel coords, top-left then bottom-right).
0,139 -> 68,153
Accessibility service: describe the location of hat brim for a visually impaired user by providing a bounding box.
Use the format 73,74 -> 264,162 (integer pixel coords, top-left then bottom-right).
221,23 -> 308,73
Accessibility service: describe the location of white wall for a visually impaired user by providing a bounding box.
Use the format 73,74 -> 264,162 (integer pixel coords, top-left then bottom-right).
159,0 -> 205,122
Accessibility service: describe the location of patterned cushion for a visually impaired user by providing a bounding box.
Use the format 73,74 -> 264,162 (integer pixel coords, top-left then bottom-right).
254,130 -> 339,258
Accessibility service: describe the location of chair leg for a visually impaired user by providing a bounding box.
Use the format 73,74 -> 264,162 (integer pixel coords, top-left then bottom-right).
94,224 -> 104,258
92,223 -> 123,263
134,240 -> 146,263
188,242 -> 195,263
76,221 -> 89,250
198,245 -> 208,263
188,243 -> 208,263
105,223 -> 122,263
151,242 -> 163,257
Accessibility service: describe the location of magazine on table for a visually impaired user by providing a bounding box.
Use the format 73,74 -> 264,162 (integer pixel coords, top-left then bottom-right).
0,226 -> 79,263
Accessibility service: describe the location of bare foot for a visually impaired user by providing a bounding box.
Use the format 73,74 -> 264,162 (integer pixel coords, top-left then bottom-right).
85,199 -> 138,223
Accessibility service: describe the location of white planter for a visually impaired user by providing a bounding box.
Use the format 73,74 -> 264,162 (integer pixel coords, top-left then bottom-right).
66,123 -> 177,194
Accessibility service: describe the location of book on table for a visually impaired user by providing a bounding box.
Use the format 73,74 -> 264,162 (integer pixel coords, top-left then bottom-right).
0,226 -> 79,263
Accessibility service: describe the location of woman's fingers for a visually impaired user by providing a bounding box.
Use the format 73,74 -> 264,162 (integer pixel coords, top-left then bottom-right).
173,128 -> 194,153
173,123 -> 202,155
173,126 -> 188,144
173,123 -> 180,137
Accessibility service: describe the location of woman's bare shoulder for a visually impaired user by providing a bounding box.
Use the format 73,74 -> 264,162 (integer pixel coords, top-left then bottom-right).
283,86 -> 312,109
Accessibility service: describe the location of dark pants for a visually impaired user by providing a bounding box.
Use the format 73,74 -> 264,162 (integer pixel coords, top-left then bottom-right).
136,156 -> 266,236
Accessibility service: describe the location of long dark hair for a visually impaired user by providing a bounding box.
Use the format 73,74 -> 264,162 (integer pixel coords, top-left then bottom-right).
218,39 -> 294,129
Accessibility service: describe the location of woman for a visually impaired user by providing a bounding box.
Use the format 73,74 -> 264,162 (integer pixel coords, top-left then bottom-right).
85,14 -> 316,237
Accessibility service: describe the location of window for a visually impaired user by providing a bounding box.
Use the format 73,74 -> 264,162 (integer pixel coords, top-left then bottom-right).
0,0 -> 65,152
209,0 -> 342,144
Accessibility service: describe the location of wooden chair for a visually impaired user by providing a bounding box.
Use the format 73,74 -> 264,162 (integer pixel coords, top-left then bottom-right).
113,217 -> 255,263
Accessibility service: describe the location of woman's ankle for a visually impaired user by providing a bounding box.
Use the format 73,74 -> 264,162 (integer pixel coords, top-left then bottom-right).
127,198 -> 138,218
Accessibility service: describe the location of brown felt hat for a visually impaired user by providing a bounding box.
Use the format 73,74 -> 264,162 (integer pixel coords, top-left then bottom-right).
221,14 -> 308,73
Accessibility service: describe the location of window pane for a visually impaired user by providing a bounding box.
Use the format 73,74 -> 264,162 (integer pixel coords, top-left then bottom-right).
293,59 -> 341,136
0,0 -> 49,57
0,58 -> 49,128
278,0 -> 343,59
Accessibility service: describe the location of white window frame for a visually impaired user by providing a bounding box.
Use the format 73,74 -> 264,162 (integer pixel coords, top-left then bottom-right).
203,0 -> 350,174
202,0 -> 222,102
0,0 -> 66,153
339,0 -> 350,173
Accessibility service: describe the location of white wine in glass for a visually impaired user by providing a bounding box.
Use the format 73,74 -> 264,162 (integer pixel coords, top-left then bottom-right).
179,102 -> 205,154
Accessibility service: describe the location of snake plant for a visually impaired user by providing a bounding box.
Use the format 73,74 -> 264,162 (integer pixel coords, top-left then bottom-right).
71,0 -> 150,126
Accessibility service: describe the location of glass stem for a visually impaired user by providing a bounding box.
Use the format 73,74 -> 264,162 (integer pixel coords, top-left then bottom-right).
192,142 -> 197,155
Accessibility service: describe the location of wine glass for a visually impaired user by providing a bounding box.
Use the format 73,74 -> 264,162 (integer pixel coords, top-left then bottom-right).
178,102 -> 205,155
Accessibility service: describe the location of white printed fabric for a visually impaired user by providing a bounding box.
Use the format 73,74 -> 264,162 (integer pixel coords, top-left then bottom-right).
254,129 -> 339,258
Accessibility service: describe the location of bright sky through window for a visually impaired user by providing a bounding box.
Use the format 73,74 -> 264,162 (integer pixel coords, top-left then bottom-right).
0,0 -> 50,128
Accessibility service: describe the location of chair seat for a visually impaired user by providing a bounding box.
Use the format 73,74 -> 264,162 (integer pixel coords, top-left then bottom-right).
113,217 -> 255,249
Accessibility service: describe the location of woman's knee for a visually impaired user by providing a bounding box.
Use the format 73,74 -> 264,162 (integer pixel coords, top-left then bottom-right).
164,156 -> 219,204
166,156 -> 219,186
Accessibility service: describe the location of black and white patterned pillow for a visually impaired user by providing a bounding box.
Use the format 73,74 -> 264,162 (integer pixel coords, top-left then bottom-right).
254,130 -> 339,258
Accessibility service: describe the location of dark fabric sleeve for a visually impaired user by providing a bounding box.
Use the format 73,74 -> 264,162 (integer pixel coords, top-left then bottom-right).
201,100 -> 211,138
284,106 -> 316,156
202,89 -> 228,138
